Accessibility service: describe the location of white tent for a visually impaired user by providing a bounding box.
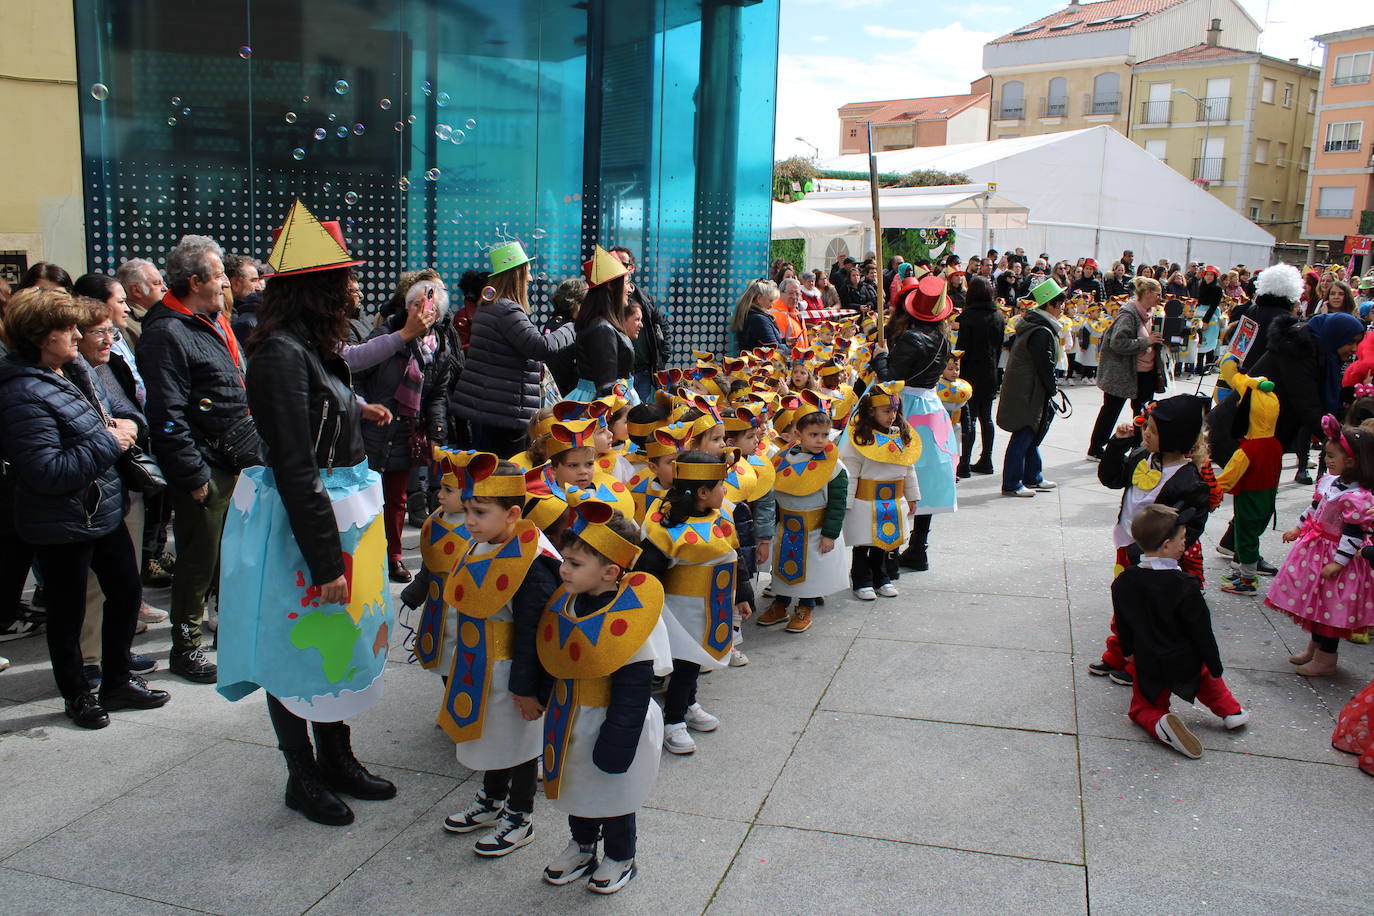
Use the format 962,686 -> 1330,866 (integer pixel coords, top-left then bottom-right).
770,202 -> 866,271
800,184 -> 1029,236
818,126 -> 1275,268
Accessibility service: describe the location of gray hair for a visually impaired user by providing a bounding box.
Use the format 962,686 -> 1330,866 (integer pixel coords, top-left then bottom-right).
405,278 -> 450,318
166,235 -> 223,297
779,277 -> 802,294
115,257 -> 160,297
551,276 -> 588,320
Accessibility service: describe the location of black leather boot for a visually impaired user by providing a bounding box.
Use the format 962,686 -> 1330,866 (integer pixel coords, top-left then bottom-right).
898,515 -> 931,571
313,722 -> 397,800
283,746 -> 354,826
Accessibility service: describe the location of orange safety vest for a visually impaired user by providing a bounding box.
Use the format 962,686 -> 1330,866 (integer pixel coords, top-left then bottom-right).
768,301 -> 808,348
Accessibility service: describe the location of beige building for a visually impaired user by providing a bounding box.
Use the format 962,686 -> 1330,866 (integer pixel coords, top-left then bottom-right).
983,0 -> 1260,141
1129,29 -> 1319,244
837,84 -> 991,155
1302,24 -> 1374,260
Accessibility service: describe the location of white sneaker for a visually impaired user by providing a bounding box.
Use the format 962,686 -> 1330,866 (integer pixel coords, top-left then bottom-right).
1033,480 -> 1057,491
853,586 -> 877,601
1002,487 -> 1036,498
543,840 -> 598,885
876,582 -> 899,598
1222,709 -> 1249,730
138,603 -> 168,624
663,722 -> 697,754
0,655 -> 9,672
473,809 -> 535,857
684,702 -> 719,732
442,792 -> 504,833
728,647 -> 749,667
761,582 -> 774,598
1154,713 -> 1203,758
588,856 -> 637,894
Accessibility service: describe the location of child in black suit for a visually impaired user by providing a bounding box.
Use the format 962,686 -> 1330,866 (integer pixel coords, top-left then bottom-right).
1112,504 -> 1248,758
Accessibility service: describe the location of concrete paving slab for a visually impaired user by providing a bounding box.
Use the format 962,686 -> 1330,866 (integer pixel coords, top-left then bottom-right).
0,866 -> 197,915
5,739 -> 457,916
695,632 -> 853,711
759,712 -> 1084,864
862,591 -> 1071,653
822,638 -> 1075,734
705,825 -> 1087,916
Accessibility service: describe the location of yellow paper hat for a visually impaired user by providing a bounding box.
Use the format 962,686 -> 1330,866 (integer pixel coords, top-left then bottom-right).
267,199 -> 365,277
582,245 -> 629,288
545,418 -> 598,458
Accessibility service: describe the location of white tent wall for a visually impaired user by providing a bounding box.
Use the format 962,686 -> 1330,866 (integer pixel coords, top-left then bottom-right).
820,127 -> 1276,269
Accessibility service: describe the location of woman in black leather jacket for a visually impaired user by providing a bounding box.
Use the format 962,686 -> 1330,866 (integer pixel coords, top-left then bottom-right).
568,249 -> 635,402
226,239 -> 398,828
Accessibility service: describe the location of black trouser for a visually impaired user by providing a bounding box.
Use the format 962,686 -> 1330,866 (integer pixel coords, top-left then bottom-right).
0,530 -> 34,625
960,394 -> 995,466
483,758 -> 539,813
663,660 -> 700,724
1316,635 -> 1340,653
34,525 -> 140,699
141,489 -> 171,564
1088,371 -> 1156,456
266,693 -> 358,754
570,813 -> 636,860
851,546 -> 892,589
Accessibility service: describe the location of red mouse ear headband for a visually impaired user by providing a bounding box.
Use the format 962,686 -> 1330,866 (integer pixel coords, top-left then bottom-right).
1323,414 -> 1353,455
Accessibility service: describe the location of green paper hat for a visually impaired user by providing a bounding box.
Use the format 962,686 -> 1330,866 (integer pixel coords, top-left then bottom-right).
488,240 -> 534,276
1030,277 -> 1065,306
1360,276 -> 1374,290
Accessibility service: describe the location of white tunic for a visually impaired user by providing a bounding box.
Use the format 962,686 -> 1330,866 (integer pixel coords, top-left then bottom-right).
838,438 -> 921,549
770,452 -> 849,599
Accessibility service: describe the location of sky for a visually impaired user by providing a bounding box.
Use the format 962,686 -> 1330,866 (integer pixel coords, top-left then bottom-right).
775,0 -> 1357,160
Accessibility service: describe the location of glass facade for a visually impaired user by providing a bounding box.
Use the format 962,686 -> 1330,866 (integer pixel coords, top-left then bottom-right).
73,0 -> 779,356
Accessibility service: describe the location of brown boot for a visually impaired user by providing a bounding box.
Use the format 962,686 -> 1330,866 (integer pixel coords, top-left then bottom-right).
785,605 -> 813,634
1295,648 -> 1339,676
756,600 -> 790,627
1288,639 -> 1316,665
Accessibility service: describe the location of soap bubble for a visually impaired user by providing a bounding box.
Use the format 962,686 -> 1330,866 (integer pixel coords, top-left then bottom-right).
323,182 -> 332,192
536,271 -> 548,281
353,123 -> 365,136
465,118 -> 477,129
335,125 -> 348,138
284,111 -> 297,123
198,398 -> 213,411
90,83 -> 109,101
393,121 -> 404,131
291,148 -> 305,160
301,95 -> 311,102
327,112 -> 337,122
344,191 -> 359,205
181,107 -> 191,115
238,46 -> 252,59
167,117 -> 177,126
346,217 -> 355,229
334,79 -> 350,95
450,130 -> 466,145
480,286 -> 497,302
406,114 -> 416,124
379,98 -> 392,110
531,227 -> 548,240
398,177 -> 411,190
163,421 -> 176,433
314,128 -> 327,140
435,91 -> 450,108
425,168 -> 441,181
435,124 -> 452,141
170,96 -> 182,105
421,81 -> 433,96
449,212 -> 464,224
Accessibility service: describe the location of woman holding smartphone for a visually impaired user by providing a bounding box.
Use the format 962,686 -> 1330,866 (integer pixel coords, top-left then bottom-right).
1086,276 -> 1165,460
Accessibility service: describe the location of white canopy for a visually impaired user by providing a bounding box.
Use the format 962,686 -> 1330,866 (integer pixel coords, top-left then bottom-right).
801,184 -> 1029,232
770,202 -> 867,271
818,125 -> 1275,268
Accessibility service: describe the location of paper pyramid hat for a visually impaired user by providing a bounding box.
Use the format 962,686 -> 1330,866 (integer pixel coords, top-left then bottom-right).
582,245 -> 629,288
267,199 -> 365,277
489,241 -> 534,276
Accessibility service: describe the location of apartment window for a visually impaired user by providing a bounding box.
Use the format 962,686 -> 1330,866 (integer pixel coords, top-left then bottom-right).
1308,89 -> 1317,113
1271,200 -> 1282,223
998,80 -> 1024,119
849,128 -> 858,137
1092,72 -> 1121,114
1277,141 -> 1288,165
1302,146 -> 1311,169
1144,138 -> 1166,159
1255,139 -> 1269,163
1333,51 -> 1373,86
1283,83 -> 1293,107
1248,199 -> 1261,220
1261,78 -> 1275,103
1316,185 -> 1356,218
1045,76 -> 1067,117
1325,120 -> 1364,152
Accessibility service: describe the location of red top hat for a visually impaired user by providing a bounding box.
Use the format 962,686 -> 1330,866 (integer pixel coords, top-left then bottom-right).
899,275 -> 953,323
1083,258 -> 1098,271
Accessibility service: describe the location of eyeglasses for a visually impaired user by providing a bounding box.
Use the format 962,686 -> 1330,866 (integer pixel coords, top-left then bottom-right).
83,327 -> 122,342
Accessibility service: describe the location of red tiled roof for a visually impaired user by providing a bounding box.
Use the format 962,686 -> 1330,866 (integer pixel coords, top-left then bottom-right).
1135,43 -> 1254,66
989,0 -> 1186,44
837,93 -> 988,123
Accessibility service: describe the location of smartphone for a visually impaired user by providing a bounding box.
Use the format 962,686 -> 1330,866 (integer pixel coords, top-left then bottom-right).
1152,315 -> 1164,336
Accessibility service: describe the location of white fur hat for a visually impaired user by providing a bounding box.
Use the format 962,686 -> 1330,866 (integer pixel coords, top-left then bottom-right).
1254,263 -> 1302,303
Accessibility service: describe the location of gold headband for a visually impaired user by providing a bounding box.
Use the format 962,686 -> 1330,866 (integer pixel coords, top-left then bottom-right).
672,457 -> 730,482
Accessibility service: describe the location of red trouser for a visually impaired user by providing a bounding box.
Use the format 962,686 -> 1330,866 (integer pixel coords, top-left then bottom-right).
380,470 -> 410,561
1101,543 -> 1205,670
1128,670 -> 1241,739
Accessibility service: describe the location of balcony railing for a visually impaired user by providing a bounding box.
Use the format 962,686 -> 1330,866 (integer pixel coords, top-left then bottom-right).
1333,73 -> 1371,86
1085,91 -> 1121,115
1140,99 -> 1171,124
1196,97 -> 1230,121
1315,208 -> 1353,218
1192,157 -> 1225,182
995,103 -> 1024,120
1039,97 -> 1067,117
1324,138 -> 1363,152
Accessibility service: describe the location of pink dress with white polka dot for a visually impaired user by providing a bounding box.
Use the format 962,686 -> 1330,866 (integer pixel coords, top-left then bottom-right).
1264,474 -> 1374,639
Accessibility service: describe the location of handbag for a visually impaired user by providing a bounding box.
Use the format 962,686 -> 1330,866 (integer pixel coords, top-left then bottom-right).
406,417 -> 431,466
204,413 -> 265,470
119,444 -> 167,494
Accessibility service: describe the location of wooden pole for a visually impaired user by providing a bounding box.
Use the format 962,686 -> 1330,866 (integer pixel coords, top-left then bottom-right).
866,120 -> 885,342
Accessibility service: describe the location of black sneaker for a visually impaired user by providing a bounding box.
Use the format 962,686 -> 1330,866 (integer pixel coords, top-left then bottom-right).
65,691 -> 110,729
1087,661 -> 1112,676
128,652 -> 157,675
1109,669 -> 1134,687
82,664 -> 102,690
142,556 -> 173,588
0,616 -> 42,642
1256,557 -> 1278,577
169,647 -> 217,684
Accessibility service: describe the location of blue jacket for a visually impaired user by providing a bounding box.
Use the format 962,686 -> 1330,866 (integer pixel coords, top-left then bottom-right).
0,354 -> 127,544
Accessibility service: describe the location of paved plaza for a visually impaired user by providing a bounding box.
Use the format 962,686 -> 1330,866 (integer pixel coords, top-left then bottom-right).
3,379 -> 1373,915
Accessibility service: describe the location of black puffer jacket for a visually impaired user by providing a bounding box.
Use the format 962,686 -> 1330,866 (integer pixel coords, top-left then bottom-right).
0,354 -> 127,545
247,325 -> 365,585
1247,316 -> 1325,453
574,319 -> 634,394
955,302 -> 1005,399
353,325 -> 454,473
137,300 -> 251,490
452,297 -> 574,431
1235,295 -> 1295,371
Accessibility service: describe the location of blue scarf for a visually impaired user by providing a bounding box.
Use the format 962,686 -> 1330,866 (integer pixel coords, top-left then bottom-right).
1305,313 -> 1364,411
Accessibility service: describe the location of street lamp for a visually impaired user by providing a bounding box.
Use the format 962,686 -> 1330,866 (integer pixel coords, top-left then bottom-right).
795,136 -> 820,160
1174,88 -> 1213,185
